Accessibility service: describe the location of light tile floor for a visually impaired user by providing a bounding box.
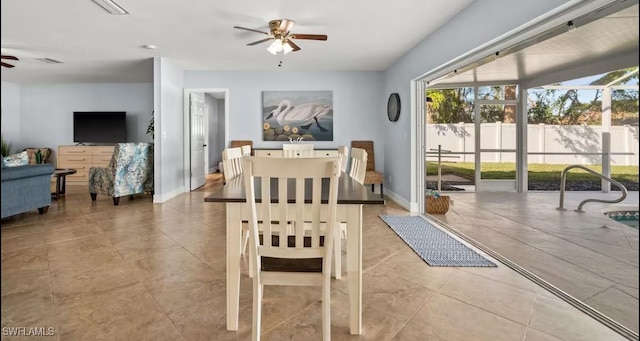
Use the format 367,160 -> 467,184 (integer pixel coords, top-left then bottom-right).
436,190 -> 639,335
0,180 -> 629,340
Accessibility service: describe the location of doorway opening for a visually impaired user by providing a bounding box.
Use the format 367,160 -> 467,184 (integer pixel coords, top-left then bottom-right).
183,88 -> 229,191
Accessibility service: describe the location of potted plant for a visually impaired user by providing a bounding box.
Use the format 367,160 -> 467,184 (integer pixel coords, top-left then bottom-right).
146,111 -> 154,141
1,133 -> 12,157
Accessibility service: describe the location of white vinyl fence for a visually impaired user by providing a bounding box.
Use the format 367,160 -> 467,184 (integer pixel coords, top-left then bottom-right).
426,123 -> 639,166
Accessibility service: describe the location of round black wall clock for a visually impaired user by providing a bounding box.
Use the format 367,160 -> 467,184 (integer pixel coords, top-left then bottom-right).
387,93 -> 401,122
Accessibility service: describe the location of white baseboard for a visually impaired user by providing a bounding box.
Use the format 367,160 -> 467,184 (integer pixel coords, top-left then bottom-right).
383,189 -> 418,213
153,187 -> 184,203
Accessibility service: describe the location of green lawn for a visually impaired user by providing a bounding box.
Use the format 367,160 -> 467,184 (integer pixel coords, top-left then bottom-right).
426,162 -> 639,183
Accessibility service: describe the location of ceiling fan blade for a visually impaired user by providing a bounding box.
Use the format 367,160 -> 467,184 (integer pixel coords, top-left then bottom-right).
290,34 -> 327,41
247,37 -> 273,46
287,39 -> 301,51
1,55 -> 19,60
278,19 -> 295,34
1,61 -> 15,68
233,26 -> 269,35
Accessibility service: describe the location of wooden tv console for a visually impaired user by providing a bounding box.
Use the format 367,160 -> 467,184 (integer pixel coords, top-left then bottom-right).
57,145 -> 115,184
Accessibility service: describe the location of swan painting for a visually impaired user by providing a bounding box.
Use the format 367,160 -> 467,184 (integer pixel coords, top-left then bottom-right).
262,91 -> 333,141
265,100 -> 332,132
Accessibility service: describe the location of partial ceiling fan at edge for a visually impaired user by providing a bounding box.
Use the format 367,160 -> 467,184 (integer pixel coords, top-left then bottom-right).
1,55 -> 19,68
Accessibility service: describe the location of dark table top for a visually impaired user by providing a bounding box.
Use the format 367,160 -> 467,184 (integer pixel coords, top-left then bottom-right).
53,168 -> 77,176
205,174 -> 385,205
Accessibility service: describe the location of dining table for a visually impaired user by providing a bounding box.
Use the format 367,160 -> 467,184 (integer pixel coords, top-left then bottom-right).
204,172 -> 385,335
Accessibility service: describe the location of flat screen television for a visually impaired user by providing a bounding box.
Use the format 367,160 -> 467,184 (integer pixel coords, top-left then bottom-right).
73,111 -> 126,144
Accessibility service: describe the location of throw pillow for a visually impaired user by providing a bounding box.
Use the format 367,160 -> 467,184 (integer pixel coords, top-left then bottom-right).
3,151 -> 29,167
24,148 -> 52,164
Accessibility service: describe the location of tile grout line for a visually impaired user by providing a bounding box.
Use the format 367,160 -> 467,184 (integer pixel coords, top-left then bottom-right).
45,240 -> 60,340
387,292 -> 437,340
522,293 -> 540,341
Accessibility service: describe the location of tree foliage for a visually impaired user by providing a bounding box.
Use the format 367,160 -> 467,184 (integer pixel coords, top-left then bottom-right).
426,88 -> 474,123
427,68 -> 638,125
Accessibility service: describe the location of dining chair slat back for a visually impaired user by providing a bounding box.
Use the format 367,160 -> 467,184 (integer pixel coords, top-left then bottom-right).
222,147 -> 244,182
243,156 -> 340,341
337,146 -> 349,173
241,145 -> 252,156
282,143 -> 314,158
349,147 -> 368,185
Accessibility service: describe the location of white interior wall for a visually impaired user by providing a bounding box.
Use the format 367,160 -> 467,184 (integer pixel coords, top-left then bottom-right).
0,81 -> 21,152
16,83 -> 152,164
216,98 -> 225,159
183,70 -> 384,170
154,57 -> 184,203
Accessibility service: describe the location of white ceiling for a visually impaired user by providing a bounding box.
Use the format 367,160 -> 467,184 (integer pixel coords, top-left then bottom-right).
434,3 -> 639,86
0,0 -> 473,84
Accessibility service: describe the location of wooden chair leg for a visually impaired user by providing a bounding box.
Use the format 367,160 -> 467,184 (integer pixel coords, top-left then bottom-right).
252,279 -> 263,341
334,231 -> 341,279
112,197 -> 120,206
90,193 -> 97,201
241,229 -> 249,255
38,206 -> 49,214
248,243 -> 255,278
322,277 -> 331,341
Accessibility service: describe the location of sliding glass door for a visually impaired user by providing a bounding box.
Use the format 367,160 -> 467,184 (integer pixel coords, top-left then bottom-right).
475,85 -> 519,191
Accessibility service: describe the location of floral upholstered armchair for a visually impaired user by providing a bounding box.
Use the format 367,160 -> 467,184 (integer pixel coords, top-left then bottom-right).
88,143 -> 153,205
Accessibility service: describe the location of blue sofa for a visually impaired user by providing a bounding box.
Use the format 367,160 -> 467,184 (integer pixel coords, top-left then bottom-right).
1,163 -> 55,219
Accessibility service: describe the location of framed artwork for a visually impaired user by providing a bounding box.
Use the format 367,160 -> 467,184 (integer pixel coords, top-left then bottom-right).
262,91 -> 333,141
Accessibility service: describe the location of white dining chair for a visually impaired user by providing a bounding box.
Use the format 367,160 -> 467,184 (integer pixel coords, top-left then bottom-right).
243,156 -> 340,341
349,147 -> 368,185
222,147 -> 243,184
232,144 -> 261,255
326,147 -> 367,279
282,143 -> 314,158
241,145 -> 252,156
337,145 -> 349,173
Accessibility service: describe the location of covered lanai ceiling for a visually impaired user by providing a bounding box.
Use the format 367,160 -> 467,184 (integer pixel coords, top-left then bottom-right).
433,2 -> 639,87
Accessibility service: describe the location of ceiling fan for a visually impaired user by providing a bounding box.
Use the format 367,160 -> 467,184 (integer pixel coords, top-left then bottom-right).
233,19 -> 327,55
1,55 -> 19,68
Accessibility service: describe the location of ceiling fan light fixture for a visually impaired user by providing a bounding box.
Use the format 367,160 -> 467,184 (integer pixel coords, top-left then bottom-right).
267,39 -> 283,55
282,42 -> 293,55
91,0 -> 129,15
266,44 -> 278,55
